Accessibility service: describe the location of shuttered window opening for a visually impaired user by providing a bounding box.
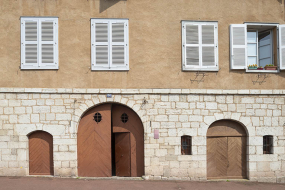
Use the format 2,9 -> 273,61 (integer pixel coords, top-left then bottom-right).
181,135 -> 192,155
263,135 -> 274,154
21,17 -> 58,70
91,19 -> 129,71
230,23 -> 284,71
182,21 -> 218,71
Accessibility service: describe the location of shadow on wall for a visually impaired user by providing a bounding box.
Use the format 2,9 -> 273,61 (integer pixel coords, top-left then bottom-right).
100,0 -> 127,13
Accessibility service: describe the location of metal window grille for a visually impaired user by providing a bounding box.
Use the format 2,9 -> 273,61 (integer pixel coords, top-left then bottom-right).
121,113 -> 128,123
181,136 -> 192,155
93,112 -> 102,123
263,135 -> 273,154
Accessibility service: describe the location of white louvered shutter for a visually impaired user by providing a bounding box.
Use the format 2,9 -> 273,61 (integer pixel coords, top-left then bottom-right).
21,19 -> 38,68
183,23 -> 199,68
91,19 -> 129,70
111,22 -> 127,67
40,18 -> 58,69
230,24 -> 247,69
21,17 -> 58,69
182,22 -> 218,71
201,24 -> 217,68
279,25 -> 285,70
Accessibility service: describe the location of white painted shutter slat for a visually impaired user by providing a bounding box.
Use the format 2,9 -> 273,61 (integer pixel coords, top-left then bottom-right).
25,44 -> 37,63
279,25 -> 285,70
95,23 -> 109,66
112,23 -> 125,66
24,21 -> 38,65
185,24 -> 199,67
230,24 -> 247,69
41,20 -> 56,65
202,25 -> 215,67
25,21 -> 37,41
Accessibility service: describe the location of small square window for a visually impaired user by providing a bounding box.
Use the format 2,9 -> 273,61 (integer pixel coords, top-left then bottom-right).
182,21 -> 219,71
91,19 -> 129,71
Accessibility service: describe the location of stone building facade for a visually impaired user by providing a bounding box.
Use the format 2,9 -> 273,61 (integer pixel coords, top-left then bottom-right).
0,87 -> 284,183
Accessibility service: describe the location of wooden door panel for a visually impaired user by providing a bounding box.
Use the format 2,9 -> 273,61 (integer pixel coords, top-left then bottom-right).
29,131 -> 53,175
78,104 -> 112,177
227,137 -> 247,178
115,133 -> 131,177
112,104 -> 144,177
207,137 -> 228,179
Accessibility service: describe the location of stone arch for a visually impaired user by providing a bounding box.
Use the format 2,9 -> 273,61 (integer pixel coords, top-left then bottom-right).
207,119 -> 248,137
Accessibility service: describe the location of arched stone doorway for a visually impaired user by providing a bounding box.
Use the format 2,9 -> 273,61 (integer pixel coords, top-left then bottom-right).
28,131 -> 54,175
206,120 -> 247,179
77,103 -> 144,177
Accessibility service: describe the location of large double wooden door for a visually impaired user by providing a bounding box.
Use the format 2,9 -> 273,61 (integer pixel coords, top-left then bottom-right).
77,103 -> 144,177
207,120 -> 247,179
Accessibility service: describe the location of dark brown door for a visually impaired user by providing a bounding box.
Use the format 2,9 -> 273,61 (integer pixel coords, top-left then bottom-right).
227,137 -> 247,179
115,133 -> 131,177
29,131 -> 53,175
112,104 -> 144,177
78,104 -> 112,177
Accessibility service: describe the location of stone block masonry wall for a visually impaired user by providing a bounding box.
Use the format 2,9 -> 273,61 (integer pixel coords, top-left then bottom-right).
0,88 -> 285,183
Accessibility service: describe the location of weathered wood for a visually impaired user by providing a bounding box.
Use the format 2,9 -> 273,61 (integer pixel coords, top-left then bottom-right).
115,133 -> 131,177
77,104 -> 112,177
207,120 -> 247,137
29,131 -> 53,175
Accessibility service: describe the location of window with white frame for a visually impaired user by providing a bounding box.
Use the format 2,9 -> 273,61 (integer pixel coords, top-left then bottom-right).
182,21 -> 219,71
230,23 -> 285,71
91,19 -> 129,70
21,17 -> 58,70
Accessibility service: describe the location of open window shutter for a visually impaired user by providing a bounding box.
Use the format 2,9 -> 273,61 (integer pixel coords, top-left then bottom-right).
279,25 -> 285,70
22,19 -> 38,68
201,24 -> 217,68
40,18 -> 58,69
230,24 -> 247,69
111,22 -> 127,67
183,23 -> 199,68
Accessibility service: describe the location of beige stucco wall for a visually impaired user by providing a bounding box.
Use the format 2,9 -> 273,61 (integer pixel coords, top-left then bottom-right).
0,0 -> 285,89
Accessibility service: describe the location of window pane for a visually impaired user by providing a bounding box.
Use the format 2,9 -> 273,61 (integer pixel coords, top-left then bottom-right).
186,25 -> 198,44
112,23 -> 124,42
25,21 -> 37,41
96,46 -> 108,65
25,44 -> 37,63
42,22 -> 53,41
186,47 -> 199,66
248,56 -> 257,65
247,44 -> 257,56
95,23 -> 108,42
42,44 -> 54,63
247,31 -> 257,43
112,46 -> 124,65
202,25 -> 214,44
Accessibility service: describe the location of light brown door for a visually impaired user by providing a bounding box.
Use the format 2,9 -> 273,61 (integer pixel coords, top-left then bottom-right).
115,133 -> 131,177
207,137 -> 228,179
29,131 -> 53,175
78,104 -> 112,177
227,137 -> 247,179
112,104 -> 144,177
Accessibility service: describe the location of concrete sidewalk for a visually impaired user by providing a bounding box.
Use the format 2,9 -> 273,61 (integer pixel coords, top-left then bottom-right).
0,177 -> 285,190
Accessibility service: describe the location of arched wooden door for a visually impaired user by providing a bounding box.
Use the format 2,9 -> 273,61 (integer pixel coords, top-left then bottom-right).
77,103 -> 144,177
207,120 -> 247,179
29,131 -> 53,175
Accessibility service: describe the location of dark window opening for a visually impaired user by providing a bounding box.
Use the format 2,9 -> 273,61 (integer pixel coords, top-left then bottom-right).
263,135 -> 273,154
121,113 -> 128,123
93,112 -> 102,123
181,136 -> 192,155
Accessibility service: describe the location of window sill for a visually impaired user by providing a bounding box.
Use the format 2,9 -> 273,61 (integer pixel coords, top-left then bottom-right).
182,67 -> 219,72
91,66 -> 129,71
246,69 -> 279,73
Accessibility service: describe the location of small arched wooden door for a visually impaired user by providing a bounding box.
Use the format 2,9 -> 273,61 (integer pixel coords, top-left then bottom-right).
77,103 -> 144,177
207,120 -> 247,179
29,131 -> 54,175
